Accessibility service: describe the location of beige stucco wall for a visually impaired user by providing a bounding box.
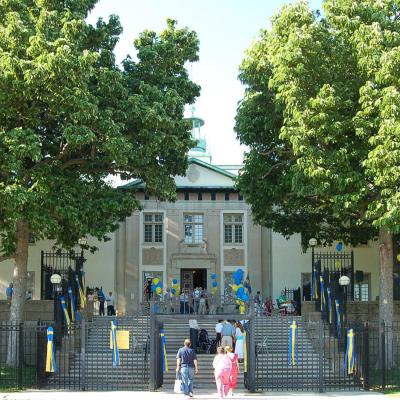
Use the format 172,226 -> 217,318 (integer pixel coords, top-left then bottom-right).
271,232 -> 380,301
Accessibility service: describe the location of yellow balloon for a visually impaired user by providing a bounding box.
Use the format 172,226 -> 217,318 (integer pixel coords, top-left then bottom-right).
232,284 -> 239,292
397,254 -> 400,262
211,288 -> 218,294
156,286 -> 162,294
153,278 -> 159,285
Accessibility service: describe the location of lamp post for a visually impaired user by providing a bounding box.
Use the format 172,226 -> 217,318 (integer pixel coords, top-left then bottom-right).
50,273 -> 62,323
339,275 -> 350,325
309,238 -> 317,302
78,237 -> 87,246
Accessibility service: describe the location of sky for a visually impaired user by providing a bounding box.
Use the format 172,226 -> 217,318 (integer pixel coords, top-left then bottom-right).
87,0 -> 323,166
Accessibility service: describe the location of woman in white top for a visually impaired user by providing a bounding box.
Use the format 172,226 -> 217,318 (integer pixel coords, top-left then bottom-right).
234,321 -> 245,361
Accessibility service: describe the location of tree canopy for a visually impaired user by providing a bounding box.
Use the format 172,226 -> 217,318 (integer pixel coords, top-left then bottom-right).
0,0 -> 200,324
236,0 -> 400,324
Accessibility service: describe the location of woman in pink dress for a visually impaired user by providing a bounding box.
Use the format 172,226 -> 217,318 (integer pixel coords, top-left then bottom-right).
213,346 -> 232,399
225,346 -> 239,396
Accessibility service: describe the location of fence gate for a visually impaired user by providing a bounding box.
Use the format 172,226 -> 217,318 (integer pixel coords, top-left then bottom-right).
254,316 -> 364,392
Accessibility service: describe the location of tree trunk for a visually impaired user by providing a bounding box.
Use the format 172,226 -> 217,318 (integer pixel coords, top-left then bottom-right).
378,227 -> 394,368
6,220 -> 29,367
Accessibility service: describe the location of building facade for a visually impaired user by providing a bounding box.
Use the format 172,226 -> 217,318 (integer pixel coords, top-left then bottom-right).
0,114 -> 386,313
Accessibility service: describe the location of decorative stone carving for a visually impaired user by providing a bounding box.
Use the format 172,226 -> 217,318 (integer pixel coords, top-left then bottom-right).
142,248 -> 163,265
224,249 -> 245,266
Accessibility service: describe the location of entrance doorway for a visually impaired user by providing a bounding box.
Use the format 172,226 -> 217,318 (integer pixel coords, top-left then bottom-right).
181,269 -> 207,293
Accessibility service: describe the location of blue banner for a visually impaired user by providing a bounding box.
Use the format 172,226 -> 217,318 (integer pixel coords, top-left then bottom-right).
75,274 -> 86,308
111,320 -> 120,368
288,320 -> 298,366
45,327 -> 56,373
160,329 -> 169,373
311,269 -> 318,300
68,287 -> 77,322
344,328 -> 356,375
327,287 -> 332,324
335,299 -> 341,338
60,295 -> 71,331
320,276 -> 325,312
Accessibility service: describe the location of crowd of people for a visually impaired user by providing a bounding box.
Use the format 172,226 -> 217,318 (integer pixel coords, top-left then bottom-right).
176,338 -> 240,399
86,288 -> 115,316
176,319 -> 247,399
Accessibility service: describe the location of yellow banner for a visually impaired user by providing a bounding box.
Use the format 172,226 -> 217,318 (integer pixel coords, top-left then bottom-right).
109,330 -> 130,350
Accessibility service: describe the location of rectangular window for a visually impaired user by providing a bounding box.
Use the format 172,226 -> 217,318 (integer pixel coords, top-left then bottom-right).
184,214 -> 204,244
238,194 -> 243,201
143,213 -> 163,243
354,273 -> 370,301
224,214 -> 244,244
225,192 -> 230,201
211,192 -> 216,201
184,192 -> 189,201
198,192 -> 202,201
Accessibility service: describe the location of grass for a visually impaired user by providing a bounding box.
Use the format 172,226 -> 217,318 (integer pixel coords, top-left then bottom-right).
0,366 -> 36,390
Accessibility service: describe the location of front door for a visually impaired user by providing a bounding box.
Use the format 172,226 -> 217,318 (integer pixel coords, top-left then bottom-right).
181,269 -> 207,293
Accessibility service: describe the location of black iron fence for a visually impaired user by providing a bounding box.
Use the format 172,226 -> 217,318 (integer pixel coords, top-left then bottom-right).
0,315 -> 150,391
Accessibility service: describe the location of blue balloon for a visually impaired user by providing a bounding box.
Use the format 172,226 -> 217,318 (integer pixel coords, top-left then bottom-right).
172,279 -> 178,285
242,293 -> 249,302
151,284 -> 156,292
237,287 -> 245,296
336,242 -> 343,252
157,282 -> 162,288
212,281 -> 217,287
211,273 -> 217,280
171,288 -> 176,295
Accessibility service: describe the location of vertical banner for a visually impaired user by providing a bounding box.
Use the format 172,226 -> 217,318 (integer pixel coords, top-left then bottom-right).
320,276 -> 325,312
327,287 -> 332,324
312,269 -> 318,300
75,274 -> 86,308
335,299 -> 341,338
160,329 -> 169,373
81,270 -> 86,296
111,320 -> 120,367
45,327 -> 56,373
344,328 -> 356,375
288,320 -> 298,366
60,295 -> 71,332
243,331 -> 248,373
68,287 -> 76,322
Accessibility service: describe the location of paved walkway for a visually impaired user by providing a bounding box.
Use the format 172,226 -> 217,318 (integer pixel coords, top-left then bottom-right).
0,391 -> 394,400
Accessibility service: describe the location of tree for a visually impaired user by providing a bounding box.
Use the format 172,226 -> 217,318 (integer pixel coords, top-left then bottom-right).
0,0 -> 200,361
236,0 -> 400,327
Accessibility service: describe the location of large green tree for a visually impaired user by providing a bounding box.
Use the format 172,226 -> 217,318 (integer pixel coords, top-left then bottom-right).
0,0 -> 200,340
236,0 -> 400,326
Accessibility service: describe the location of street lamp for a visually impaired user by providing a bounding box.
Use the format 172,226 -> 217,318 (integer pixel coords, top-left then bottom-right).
309,238 -> 318,247
78,237 -> 87,246
50,273 -> 62,326
339,275 -> 350,325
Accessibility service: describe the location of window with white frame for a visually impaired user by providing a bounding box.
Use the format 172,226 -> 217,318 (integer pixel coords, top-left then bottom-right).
224,214 -> 244,244
143,213 -> 163,243
354,273 -> 370,301
184,214 -> 203,244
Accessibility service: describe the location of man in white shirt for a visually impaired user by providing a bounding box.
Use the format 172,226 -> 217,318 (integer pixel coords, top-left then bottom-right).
215,320 -> 223,347
106,291 -> 115,316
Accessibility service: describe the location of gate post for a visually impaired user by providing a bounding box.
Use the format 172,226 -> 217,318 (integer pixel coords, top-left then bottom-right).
363,322 -> 370,390
318,319 -> 324,393
80,319 -> 86,391
149,313 -> 157,391
247,312 -> 256,392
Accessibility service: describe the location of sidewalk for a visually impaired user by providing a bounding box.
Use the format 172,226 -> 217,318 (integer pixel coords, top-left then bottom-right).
0,390 -> 392,400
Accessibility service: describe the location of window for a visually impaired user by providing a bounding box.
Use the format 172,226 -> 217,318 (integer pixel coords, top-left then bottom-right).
184,192 -> 189,201
224,214 -> 243,244
238,194 -> 243,201
143,213 -> 163,243
144,194 -> 149,200
225,192 -> 230,201
354,273 -> 370,301
211,192 -> 216,201
184,214 -> 203,244
198,192 -> 202,201
143,271 -> 163,301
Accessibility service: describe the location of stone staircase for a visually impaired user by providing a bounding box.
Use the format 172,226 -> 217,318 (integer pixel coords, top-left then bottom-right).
162,319 -> 245,391
47,315 -> 150,390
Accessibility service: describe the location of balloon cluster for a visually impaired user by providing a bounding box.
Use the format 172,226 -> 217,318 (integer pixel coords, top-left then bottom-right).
230,268 -> 249,314
336,242 -> 343,252
151,278 -> 163,295
170,278 -> 180,296
211,273 -> 218,294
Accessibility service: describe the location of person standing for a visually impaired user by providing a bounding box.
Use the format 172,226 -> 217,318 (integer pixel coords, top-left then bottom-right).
189,319 -> 200,351
213,346 -> 232,399
198,294 -> 207,315
225,346 -> 239,396
221,321 -> 235,348
254,290 -> 262,316
176,338 -> 198,398
98,288 -> 105,316
106,291 -> 115,316
6,283 -> 13,304
234,321 -> 245,362
193,287 -> 201,313
215,320 -> 223,347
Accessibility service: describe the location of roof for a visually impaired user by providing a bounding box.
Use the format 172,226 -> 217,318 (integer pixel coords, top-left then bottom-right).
118,157 -> 237,190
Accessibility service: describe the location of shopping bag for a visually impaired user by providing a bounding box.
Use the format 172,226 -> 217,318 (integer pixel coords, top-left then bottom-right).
174,371 -> 183,394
